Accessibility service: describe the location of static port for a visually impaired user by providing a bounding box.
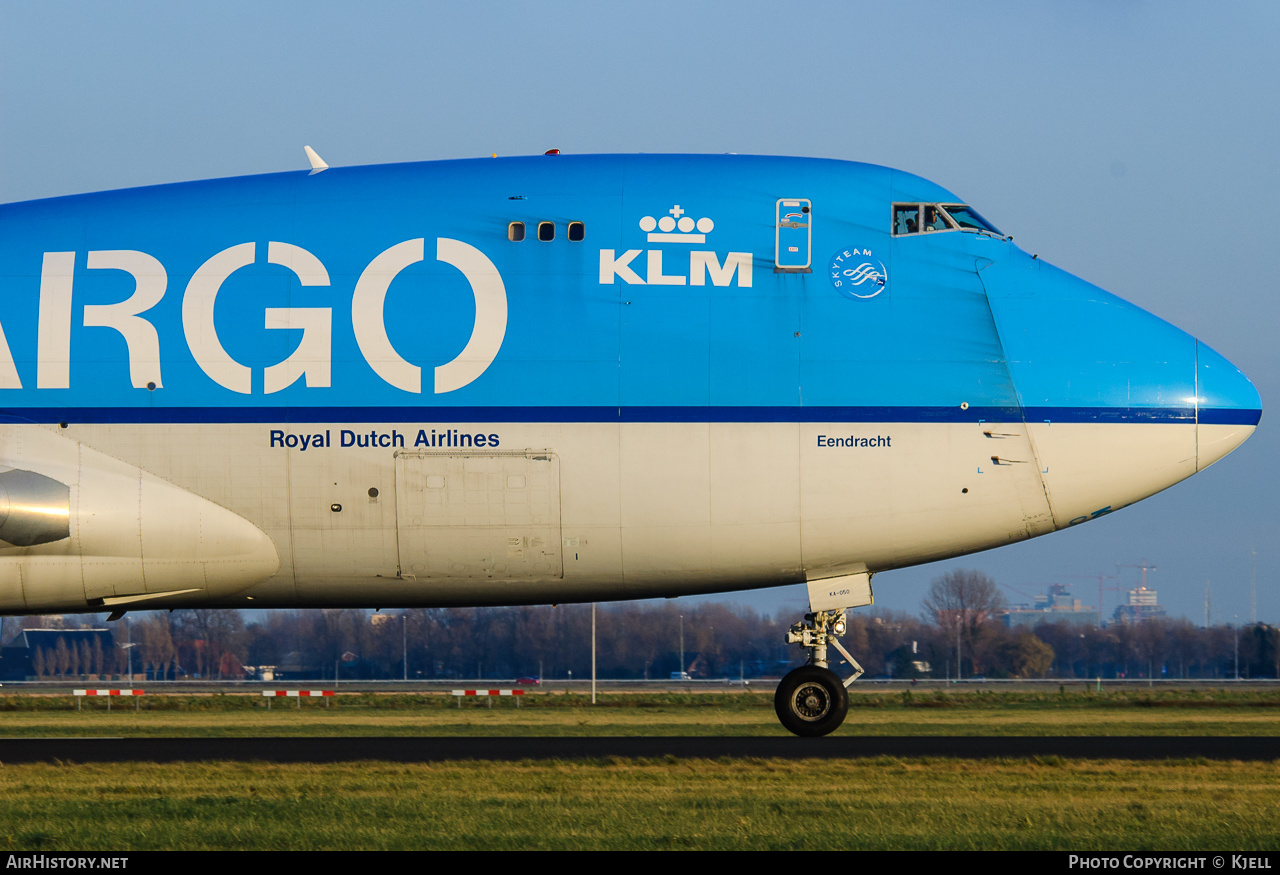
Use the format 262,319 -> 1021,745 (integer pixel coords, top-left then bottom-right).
330,503 -> 342,513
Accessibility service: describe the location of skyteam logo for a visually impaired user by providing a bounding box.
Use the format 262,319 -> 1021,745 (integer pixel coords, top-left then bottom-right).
829,247 -> 887,300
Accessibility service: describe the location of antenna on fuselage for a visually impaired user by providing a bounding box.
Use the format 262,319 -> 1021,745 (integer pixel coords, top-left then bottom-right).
304,145 -> 329,175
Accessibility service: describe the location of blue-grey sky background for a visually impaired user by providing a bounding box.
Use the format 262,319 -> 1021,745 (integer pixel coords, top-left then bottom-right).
1,1 -> 1275,626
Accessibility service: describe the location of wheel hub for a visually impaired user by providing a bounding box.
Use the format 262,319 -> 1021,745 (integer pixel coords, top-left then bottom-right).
793,683 -> 831,721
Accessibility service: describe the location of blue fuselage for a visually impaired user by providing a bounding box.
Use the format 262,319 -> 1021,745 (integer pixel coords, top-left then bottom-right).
0,154 -> 1260,613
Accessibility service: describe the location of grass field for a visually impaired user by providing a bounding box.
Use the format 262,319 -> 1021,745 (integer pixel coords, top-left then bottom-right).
1,758 -> 1277,851
1,689 -> 1278,850
2,687 -> 1279,737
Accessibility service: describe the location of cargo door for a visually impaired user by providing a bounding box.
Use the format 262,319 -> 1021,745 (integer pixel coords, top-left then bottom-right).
394,451 -> 562,579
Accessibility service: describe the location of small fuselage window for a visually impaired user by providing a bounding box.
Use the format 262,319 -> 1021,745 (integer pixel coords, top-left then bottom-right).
510,221 -> 585,242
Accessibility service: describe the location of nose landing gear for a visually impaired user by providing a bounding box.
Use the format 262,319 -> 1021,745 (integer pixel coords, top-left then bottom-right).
775,609 -> 864,737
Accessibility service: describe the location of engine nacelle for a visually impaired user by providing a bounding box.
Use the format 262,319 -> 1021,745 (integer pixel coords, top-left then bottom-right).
0,427 -> 279,614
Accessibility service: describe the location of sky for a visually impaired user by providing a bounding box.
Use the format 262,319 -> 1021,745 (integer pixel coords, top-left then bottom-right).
1,1 -> 1276,627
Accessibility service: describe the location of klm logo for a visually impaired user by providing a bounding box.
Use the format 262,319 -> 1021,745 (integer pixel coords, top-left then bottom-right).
599,205 -> 753,287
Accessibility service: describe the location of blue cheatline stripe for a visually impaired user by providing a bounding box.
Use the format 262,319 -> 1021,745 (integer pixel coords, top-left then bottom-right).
1023,406 -> 1194,424
0,404 -> 1251,425
1197,407 -> 1263,426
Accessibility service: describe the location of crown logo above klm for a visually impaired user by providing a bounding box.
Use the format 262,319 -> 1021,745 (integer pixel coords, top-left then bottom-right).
639,205 -> 714,243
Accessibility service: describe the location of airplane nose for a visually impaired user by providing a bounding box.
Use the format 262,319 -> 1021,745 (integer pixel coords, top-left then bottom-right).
977,252 -> 1258,529
1196,341 -> 1262,471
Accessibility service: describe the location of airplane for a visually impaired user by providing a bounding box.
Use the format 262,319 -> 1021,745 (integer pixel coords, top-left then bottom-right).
0,150 -> 1261,736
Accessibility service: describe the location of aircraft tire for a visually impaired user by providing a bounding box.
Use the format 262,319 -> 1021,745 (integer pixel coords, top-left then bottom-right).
774,665 -> 848,737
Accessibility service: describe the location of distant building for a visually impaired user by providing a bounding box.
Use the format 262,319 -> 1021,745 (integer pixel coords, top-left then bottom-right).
1001,584 -> 1099,628
0,627 -> 117,681
1112,586 -> 1167,624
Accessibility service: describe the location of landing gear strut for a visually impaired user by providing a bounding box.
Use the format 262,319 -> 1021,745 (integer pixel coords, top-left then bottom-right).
775,609 -> 864,737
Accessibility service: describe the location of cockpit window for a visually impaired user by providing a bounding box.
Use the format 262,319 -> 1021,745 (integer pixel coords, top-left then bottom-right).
939,204 -> 1002,236
893,204 -> 920,236
893,202 -> 1004,237
924,205 -> 955,232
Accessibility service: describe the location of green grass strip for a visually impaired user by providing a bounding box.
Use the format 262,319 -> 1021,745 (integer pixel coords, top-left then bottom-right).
0,757 -> 1276,851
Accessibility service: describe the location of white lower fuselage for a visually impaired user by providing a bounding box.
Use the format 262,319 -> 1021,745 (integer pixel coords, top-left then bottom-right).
0,416 -> 1251,614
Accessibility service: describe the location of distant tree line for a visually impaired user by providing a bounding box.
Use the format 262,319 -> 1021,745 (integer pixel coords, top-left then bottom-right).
7,602 -> 790,682
913,570 -> 1280,681
3,569 -> 1277,681
27,634 -> 114,680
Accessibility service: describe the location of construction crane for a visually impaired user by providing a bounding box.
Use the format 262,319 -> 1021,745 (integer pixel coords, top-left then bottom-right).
1067,573 -> 1119,628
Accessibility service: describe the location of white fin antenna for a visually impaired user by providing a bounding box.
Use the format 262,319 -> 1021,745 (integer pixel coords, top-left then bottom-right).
304,145 -> 329,175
